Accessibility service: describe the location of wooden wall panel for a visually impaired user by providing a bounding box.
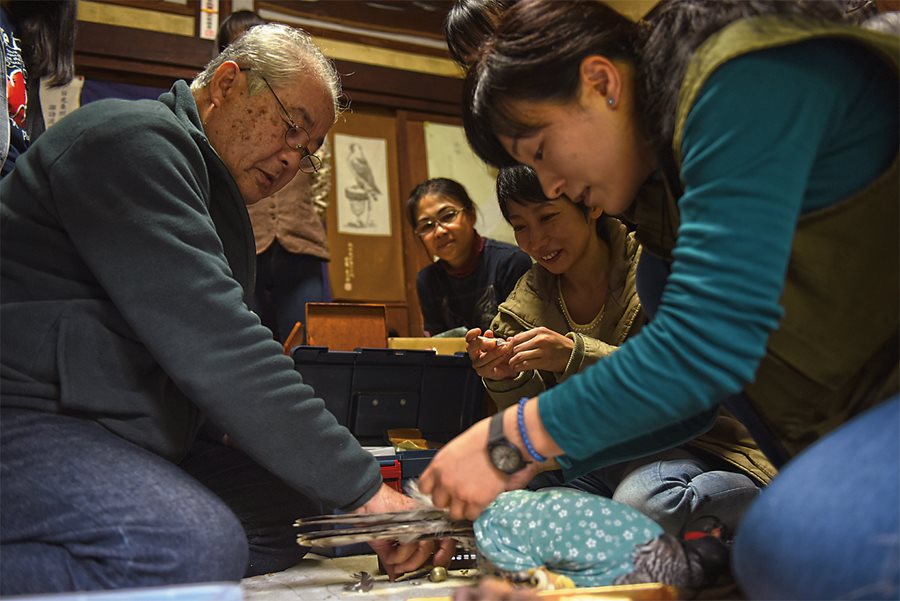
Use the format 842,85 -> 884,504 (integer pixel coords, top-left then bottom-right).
75,21 -> 217,87
74,24 -> 463,116
396,113 -> 429,337
326,112 -> 405,300
396,112 -> 465,337
257,0 -> 451,41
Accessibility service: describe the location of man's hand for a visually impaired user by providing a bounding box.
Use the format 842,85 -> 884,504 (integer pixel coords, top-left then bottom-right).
466,328 -> 516,380
353,484 -> 456,580
507,327 -> 575,374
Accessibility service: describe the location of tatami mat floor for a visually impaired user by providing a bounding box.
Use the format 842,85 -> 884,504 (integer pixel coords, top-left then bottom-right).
241,554 -> 476,601
240,553 -> 746,601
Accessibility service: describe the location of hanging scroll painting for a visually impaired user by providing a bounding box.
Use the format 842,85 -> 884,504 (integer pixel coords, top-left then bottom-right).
334,133 -> 391,237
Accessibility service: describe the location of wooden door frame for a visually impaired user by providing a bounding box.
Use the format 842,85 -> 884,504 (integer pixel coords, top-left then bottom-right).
396,111 -> 463,337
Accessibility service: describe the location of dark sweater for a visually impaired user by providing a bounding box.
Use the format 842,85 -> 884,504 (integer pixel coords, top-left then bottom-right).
0,80 -> 381,510
416,238 -> 532,335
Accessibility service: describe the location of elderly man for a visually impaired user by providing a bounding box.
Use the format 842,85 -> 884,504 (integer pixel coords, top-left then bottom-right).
0,24 -> 450,594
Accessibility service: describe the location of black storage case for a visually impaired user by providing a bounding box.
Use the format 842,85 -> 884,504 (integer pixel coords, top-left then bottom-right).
291,346 -> 485,445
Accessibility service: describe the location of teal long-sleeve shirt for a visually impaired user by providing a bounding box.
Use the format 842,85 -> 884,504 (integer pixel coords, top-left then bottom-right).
541,39 -> 898,477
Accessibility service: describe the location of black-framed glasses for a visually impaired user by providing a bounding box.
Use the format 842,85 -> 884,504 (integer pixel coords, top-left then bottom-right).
241,68 -> 321,174
414,208 -> 464,237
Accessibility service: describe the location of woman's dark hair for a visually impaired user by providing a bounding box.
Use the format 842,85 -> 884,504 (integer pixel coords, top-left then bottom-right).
464,0 -> 863,168
463,0 -> 635,168
496,165 -> 586,222
216,10 -> 266,54
406,177 -> 476,227
496,166 -> 611,241
9,0 -> 77,86
6,0 -> 77,140
635,0 -> 860,152
444,0 -> 516,68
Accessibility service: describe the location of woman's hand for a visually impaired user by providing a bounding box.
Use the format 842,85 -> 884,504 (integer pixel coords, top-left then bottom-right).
353,484 -> 456,580
466,328 -> 516,380
508,327 -> 575,374
419,415 -> 542,521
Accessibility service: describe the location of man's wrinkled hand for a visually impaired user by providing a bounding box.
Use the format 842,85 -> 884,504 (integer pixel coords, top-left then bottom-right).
354,484 -> 455,580
368,537 -> 455,580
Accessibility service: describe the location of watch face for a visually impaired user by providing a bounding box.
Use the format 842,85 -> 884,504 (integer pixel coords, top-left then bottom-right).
489,443 -> 523,474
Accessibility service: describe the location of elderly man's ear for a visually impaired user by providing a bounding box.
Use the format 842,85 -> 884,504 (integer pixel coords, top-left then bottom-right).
210,61 -> 243,102
200,61 -> 242,122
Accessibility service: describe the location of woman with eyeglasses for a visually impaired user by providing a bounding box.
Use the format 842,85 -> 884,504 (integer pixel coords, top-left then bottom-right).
406,177 -> 532,336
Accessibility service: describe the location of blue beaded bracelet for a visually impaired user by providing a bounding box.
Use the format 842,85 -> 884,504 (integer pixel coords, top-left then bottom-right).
517,397 -> 546,463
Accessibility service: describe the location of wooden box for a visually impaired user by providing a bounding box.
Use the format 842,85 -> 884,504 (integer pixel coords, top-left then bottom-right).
305,302 -> 388,352
388,337 -> 467,356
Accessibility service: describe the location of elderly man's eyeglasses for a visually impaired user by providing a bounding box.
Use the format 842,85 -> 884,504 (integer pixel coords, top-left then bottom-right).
242,68 -> 321,174
414,208 -> 464,237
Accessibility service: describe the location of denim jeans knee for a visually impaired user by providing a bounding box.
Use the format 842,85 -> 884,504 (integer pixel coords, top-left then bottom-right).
733,397 -> 899,600
612,449 -> 759,535
0,408 -> 248,594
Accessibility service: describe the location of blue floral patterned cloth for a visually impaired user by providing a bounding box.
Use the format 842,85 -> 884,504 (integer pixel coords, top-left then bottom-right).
474,488 -> 663,586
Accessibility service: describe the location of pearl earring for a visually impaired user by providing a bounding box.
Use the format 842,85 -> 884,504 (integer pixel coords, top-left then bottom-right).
607,97 -> 615,107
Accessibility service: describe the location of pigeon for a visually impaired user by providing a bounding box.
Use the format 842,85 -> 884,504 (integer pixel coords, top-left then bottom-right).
295,486 -> 730,591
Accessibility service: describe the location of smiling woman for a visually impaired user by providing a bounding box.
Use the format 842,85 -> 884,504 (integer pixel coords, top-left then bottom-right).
478,165 -> 639,405
407,177 -> 532,336
469,165 -> 772,542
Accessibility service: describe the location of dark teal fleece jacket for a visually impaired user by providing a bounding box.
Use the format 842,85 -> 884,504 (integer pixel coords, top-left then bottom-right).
0,80 -> 381,510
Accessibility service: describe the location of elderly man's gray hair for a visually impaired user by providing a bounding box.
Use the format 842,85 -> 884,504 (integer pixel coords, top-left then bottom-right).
192,23 -> 342,119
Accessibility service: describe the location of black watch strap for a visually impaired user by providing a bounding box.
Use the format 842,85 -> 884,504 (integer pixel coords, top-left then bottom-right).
487,411 -> 527,474
489,410 -> 504,441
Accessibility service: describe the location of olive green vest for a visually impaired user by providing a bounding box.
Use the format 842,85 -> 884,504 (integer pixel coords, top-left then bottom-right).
641,17 -> 899,458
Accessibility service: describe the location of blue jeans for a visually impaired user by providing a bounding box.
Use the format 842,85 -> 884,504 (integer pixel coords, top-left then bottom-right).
530,448 -> 759,536
733,396 -> 899,600
611,448 -> 759,536
252,242 -> 327,342
0,408 -> 320,594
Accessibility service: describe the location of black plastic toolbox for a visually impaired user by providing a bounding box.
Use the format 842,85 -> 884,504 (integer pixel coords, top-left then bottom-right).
292,346 -> 485,445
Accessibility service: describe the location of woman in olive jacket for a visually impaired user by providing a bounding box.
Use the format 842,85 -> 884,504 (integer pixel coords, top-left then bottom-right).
468,166 -> 774,536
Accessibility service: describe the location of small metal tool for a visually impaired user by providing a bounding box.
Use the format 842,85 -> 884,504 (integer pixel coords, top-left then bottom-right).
343,571 -> 375,592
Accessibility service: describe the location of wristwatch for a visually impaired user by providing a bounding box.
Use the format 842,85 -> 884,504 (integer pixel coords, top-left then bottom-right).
487,411 -> 527,474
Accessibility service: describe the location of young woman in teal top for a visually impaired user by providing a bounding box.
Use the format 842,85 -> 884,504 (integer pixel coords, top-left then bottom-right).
421,1 -> 898,598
